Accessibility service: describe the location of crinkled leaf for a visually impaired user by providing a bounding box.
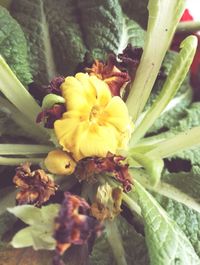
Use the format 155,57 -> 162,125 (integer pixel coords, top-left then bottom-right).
10,0 -> 124,84
0,6 -> 32,85
89,215 -> 149,265
120,0 -> 148,29
154,193 -> 200,257
162,165 -> 200,200
135,180 -> 200,265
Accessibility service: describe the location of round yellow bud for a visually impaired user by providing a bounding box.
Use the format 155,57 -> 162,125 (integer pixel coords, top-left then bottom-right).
44,150 -> 76,175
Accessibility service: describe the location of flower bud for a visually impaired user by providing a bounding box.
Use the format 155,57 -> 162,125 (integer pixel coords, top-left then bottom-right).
45,150 -> 76,175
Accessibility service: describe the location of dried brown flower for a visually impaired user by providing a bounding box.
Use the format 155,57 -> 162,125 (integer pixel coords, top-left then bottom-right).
75,152 -> 133,192
86,55 -> 130,96
54,192 -> 101,257
13,163 -> 58,207
36,104 -> 66,128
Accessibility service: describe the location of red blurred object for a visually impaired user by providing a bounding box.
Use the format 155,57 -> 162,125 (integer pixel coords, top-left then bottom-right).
180,9 -> 194,21
172,8 -> 200,94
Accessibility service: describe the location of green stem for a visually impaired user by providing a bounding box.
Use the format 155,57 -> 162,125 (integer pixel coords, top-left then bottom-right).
122,193 -> 141,216
146,126 -> 200,158
0,156 -> 44,165
130,36 -> 197,146
0,144 -> 53,155
105,219 -> 128,265
126,0 -> 185,121
177,21 -> 200,33
0,56 -> 49,138
129,168 -> 200,214
0,96 -> 48,142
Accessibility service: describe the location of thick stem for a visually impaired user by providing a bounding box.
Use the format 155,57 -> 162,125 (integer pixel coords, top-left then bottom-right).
0,144 -> 53,155
176,21 -> 200,33
129,168 -> 200,214
0,156 -> 44,165
0,56 -> 49,138
146,126 -> 200,158
105,219 -> 128,265
123,193 -> 141,216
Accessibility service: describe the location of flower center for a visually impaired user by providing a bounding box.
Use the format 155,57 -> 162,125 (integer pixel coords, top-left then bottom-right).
89,105 -> 101,122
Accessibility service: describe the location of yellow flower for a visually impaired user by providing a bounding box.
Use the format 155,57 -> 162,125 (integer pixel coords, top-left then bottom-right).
54,73 -> 132,161
44,150 -> 76,175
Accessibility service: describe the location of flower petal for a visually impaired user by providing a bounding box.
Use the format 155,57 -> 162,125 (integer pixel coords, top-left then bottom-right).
89,76 -> 111,107
61,76 -> 89,111
104,96 -> 131,131
74,122 -> 118,160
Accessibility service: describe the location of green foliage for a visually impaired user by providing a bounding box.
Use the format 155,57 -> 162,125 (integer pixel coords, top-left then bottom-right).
8,204 -> 60,250
135,180 -> 200,265
10,0 -> 123,84
155,193 -> 200,257
126,0 -> 186,121
0,6 -> 32,85
131,36 -> 197,145
162,166 -> 200,200
120,0 -> 148,29
89,216 -> 149,265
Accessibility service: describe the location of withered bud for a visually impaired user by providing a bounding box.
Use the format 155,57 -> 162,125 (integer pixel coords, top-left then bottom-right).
91,183 -> 122,221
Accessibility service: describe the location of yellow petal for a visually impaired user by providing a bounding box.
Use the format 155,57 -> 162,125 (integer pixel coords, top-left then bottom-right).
103,96 -> 130,132
75,73 -> 96,105
61,76 -> 89,110
73,122 -> 118,160
89,76 -> 111,107
44,150 -> 76,175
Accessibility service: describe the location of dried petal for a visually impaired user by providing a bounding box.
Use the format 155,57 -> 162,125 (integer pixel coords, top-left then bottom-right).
54,192 -> 101,257
86,55 -> 130,96
36,104 -> 66,128
13,163 -> 58,206
75,152 -> 133,192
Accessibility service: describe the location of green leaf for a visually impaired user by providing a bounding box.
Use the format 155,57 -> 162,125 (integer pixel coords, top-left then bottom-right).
130,36 -> 197,145
10,0 -> 124,84
126,0 -> 186,121
8,204 -> 60,250
162,166 -> 200,200
118,16 -> 145,53
135,180 -> 200,265
138,51 -> 193,134
154,193 -> 200,257
120,0 -> 148,29
0,56 -> 50,142
0,6 -> 32,85
89,215 -> 149,265
0,187 -> 17,246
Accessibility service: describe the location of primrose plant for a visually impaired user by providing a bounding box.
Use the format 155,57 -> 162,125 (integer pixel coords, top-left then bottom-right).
1,0 -> 200,265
